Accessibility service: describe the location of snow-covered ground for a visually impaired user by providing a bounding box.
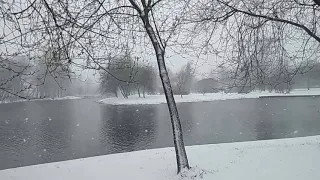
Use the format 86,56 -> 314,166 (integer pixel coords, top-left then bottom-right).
0,135 -> 319,180
0,96 -> 82,104
98,88 -> 320,105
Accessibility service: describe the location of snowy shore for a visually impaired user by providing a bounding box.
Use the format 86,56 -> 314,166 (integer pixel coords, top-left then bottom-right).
98,88 -> 320,105
0,135 -> 319,180
0,96 -> 82,104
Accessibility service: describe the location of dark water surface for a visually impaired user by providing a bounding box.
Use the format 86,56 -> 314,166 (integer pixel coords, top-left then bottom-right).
0,97 -> 320,170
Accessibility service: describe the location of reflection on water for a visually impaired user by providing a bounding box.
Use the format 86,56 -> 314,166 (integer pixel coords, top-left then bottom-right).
0,97 -> 320,170
32,101 -> 74,163
99,105 -> 157,153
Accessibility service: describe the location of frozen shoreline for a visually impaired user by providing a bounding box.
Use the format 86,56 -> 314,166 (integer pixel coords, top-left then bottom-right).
1,135 -> 319,180
98,88 -> 320,105
0,96 -> 82,104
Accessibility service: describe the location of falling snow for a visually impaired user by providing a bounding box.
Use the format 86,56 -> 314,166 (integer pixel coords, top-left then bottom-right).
77,124 -> 80,126
145,129 -> 148,132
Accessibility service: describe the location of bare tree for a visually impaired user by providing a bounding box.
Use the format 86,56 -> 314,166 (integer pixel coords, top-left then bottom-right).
135,64 -> 157,97
100,52 -> 139,98
112,1 -> 190,171
185,0 -> 320,92
175,62 -> 194,97
0,56 -> 36,100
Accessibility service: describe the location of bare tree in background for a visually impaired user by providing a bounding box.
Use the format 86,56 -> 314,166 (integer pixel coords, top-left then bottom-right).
175,62 -> 194,97
0,56 -> 34,100
100,52 -> 139,98
135,64 -> 157,97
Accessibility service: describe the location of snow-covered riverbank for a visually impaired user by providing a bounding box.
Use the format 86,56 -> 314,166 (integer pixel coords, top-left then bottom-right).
0,96 -> 82,104
98,88 -> 320,105
1,135 -> 319,180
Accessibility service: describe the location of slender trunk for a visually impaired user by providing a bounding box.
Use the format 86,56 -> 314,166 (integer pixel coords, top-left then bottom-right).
143,20 -> 189,173
180,94 -> 182,98
143,86 -> 146,98
137,87 -> 141,97
119,86 -> 128,99
114,88 -> 118,97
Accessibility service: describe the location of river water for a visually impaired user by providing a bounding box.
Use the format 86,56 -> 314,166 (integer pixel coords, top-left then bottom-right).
0,97 -> 320,170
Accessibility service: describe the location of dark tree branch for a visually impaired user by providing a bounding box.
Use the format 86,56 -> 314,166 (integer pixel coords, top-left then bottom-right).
218,0 -> 320,43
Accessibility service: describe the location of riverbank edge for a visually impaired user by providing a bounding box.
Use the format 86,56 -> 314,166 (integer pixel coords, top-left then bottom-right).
1,135 -> 320,180
0,96 -> 83,104
98,89 -> 320,105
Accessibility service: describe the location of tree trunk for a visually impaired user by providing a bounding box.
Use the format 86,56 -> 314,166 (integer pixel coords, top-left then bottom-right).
143,20 -> 189,173
119,86 -> 128,99
143,86 -> 146,98
114,88 -> 118,97
137,87 -> 141,97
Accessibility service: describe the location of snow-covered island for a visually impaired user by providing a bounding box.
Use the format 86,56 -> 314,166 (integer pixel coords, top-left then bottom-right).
0,135 -> 319,180
98,88 -> 320,105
